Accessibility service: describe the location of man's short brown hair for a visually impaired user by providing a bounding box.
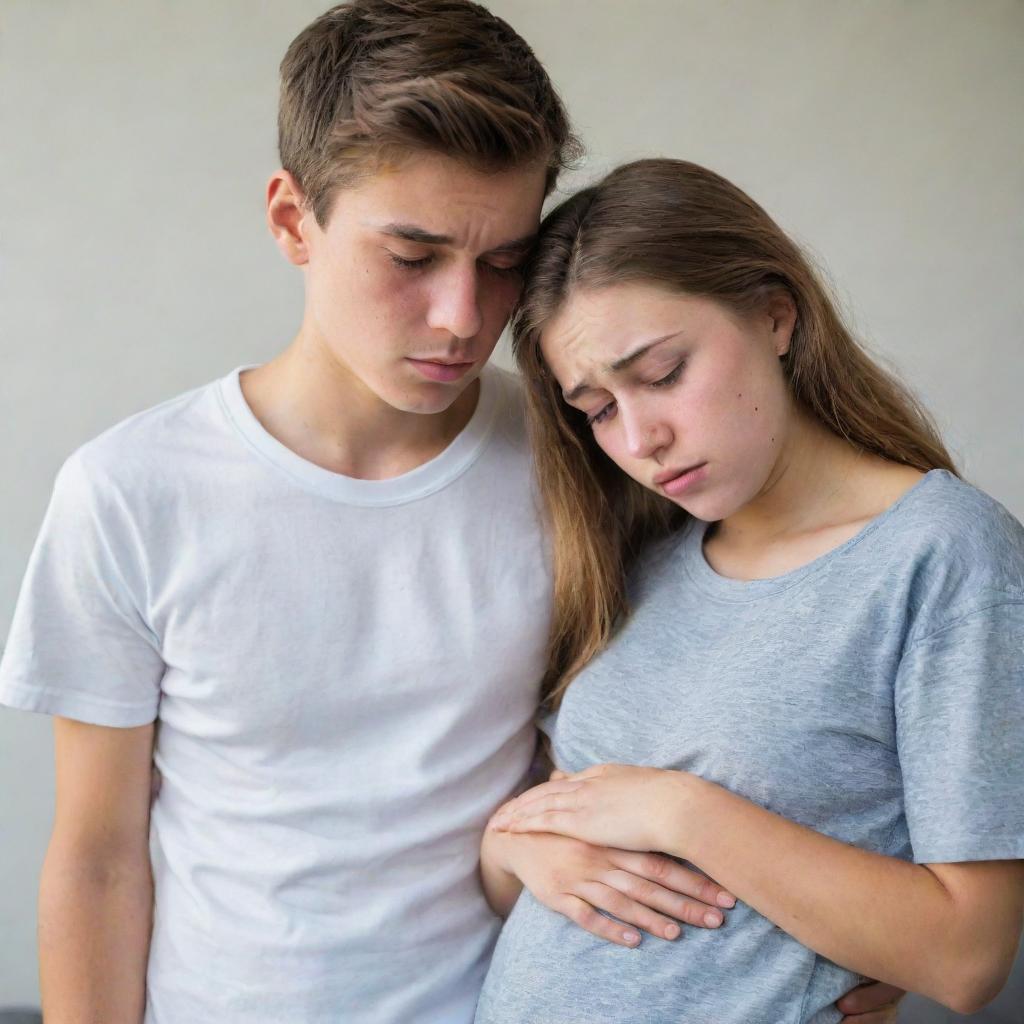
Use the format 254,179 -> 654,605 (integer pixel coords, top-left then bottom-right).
279,0 -> 581,225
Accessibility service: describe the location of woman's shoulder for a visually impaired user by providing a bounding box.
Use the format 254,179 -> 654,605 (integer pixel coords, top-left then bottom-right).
884,470 -> 1023,566
869,469 -> 1024,634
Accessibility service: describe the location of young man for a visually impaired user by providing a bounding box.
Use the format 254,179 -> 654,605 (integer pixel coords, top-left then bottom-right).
0,2 -> 903,1021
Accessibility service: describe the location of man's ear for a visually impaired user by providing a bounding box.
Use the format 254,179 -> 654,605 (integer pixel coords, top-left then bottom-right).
765,290 -> 798,357
266,170 -> 311,266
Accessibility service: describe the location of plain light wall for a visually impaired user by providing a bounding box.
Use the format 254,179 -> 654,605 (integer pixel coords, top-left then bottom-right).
1,0 -> 1021,1015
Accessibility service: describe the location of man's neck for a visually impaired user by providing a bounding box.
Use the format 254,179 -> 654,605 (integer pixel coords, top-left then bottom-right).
239,333 -> 480,481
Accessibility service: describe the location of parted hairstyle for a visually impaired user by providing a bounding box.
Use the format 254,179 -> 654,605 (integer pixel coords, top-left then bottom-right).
278,0 -> 581,226
512,158 -> 957,708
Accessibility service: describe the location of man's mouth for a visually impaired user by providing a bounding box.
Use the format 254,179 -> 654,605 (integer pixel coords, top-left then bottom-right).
406,357 -> 477,383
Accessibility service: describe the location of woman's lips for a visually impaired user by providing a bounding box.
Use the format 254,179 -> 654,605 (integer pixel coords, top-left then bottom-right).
656,462 -> 709,497
406,358 -> 476,383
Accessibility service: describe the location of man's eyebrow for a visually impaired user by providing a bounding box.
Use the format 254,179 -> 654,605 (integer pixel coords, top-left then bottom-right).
486,233 -> 537,255
376,223 -> 537,255
563,333 -> 682,404
378,223 -> 453,245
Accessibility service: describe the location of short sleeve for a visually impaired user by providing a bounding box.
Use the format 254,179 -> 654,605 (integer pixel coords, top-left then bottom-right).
0,452 -> 164,726
895,599 -> 1024,863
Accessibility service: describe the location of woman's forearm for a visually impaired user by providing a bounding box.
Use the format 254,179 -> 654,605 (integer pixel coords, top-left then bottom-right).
480,826 -> 525,917
664,774 -> 1020,1013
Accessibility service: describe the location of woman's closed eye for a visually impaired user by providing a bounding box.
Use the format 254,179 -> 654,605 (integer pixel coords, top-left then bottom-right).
587,400 -> 617,427
647,361 -> 685,389
587,362 -> 686,426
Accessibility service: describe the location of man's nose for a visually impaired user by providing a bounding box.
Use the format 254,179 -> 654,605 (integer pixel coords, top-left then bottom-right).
426,265 -> 484,340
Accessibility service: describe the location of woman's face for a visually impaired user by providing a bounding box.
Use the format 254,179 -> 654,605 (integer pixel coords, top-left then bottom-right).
540,281 -> 798,522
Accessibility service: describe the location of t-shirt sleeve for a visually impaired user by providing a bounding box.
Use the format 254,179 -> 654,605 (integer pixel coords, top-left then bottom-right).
895,598 -> 1024,864
0,452 -> 164,726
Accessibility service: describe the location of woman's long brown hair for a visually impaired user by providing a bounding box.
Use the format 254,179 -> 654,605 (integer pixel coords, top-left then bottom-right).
513,159 -> 956,709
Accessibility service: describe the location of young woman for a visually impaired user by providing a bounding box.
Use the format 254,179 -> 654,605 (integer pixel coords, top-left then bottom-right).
475,159 -> 1024,1023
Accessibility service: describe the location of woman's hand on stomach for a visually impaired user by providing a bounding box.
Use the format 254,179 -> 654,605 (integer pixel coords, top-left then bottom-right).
483,823 -> 734,948
490,763 -> 681,851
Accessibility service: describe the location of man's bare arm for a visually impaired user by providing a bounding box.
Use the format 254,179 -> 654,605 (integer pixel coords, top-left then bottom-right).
39,718 -> 156,1023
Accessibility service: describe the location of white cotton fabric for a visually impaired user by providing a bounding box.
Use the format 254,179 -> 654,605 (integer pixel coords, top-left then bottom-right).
0,364 -> 551,1023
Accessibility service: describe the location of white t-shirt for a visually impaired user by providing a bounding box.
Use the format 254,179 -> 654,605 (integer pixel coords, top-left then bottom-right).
0,365 -> 551,1023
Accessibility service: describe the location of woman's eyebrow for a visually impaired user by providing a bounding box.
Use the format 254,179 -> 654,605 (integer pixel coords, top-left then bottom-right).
608,332 -> 682,372
563,333 -> 682,403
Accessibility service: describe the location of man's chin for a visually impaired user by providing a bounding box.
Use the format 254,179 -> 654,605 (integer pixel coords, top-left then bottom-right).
384,372 -> 482,417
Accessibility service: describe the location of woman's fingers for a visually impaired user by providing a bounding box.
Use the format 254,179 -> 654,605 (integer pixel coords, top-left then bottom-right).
555,893 -> 643,948
610,851 -> 736,910
517,836 -> 732,948
491,790 -> 579,830
575,880 -> 683,942
603,868 -> 727,928
505,809 -> 572,835
507,780 -> 582,813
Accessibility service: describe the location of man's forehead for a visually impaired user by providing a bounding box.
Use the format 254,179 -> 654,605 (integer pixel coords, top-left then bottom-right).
344,152 -> 546,224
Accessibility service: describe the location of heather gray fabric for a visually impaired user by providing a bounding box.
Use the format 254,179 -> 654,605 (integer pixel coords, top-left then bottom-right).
476,470 -> 1024,1024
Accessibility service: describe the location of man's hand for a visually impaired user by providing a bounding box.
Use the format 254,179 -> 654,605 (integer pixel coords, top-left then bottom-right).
837,981 -> 906,1022
485,825 -> 734,948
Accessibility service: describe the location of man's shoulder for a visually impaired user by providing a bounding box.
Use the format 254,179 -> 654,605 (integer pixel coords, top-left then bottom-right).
60,373 -> 229,504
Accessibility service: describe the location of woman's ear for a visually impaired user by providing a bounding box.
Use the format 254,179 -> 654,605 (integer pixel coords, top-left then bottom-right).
765,291 -> 798,357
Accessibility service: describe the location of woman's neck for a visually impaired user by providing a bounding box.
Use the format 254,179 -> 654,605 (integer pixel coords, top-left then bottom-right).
704,410 -> 924,581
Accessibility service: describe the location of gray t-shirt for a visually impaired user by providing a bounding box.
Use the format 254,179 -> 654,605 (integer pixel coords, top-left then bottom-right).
476,470 -> 1024,1024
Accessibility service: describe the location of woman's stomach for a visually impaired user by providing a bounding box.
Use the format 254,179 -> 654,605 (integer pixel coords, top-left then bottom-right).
475,886 -> 862,1024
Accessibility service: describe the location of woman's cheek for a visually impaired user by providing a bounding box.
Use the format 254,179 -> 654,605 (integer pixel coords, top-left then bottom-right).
597,426 -> 642,483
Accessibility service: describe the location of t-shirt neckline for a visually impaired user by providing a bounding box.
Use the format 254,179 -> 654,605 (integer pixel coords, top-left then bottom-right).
681,469 -> 949,601
217,364 -> 502,506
